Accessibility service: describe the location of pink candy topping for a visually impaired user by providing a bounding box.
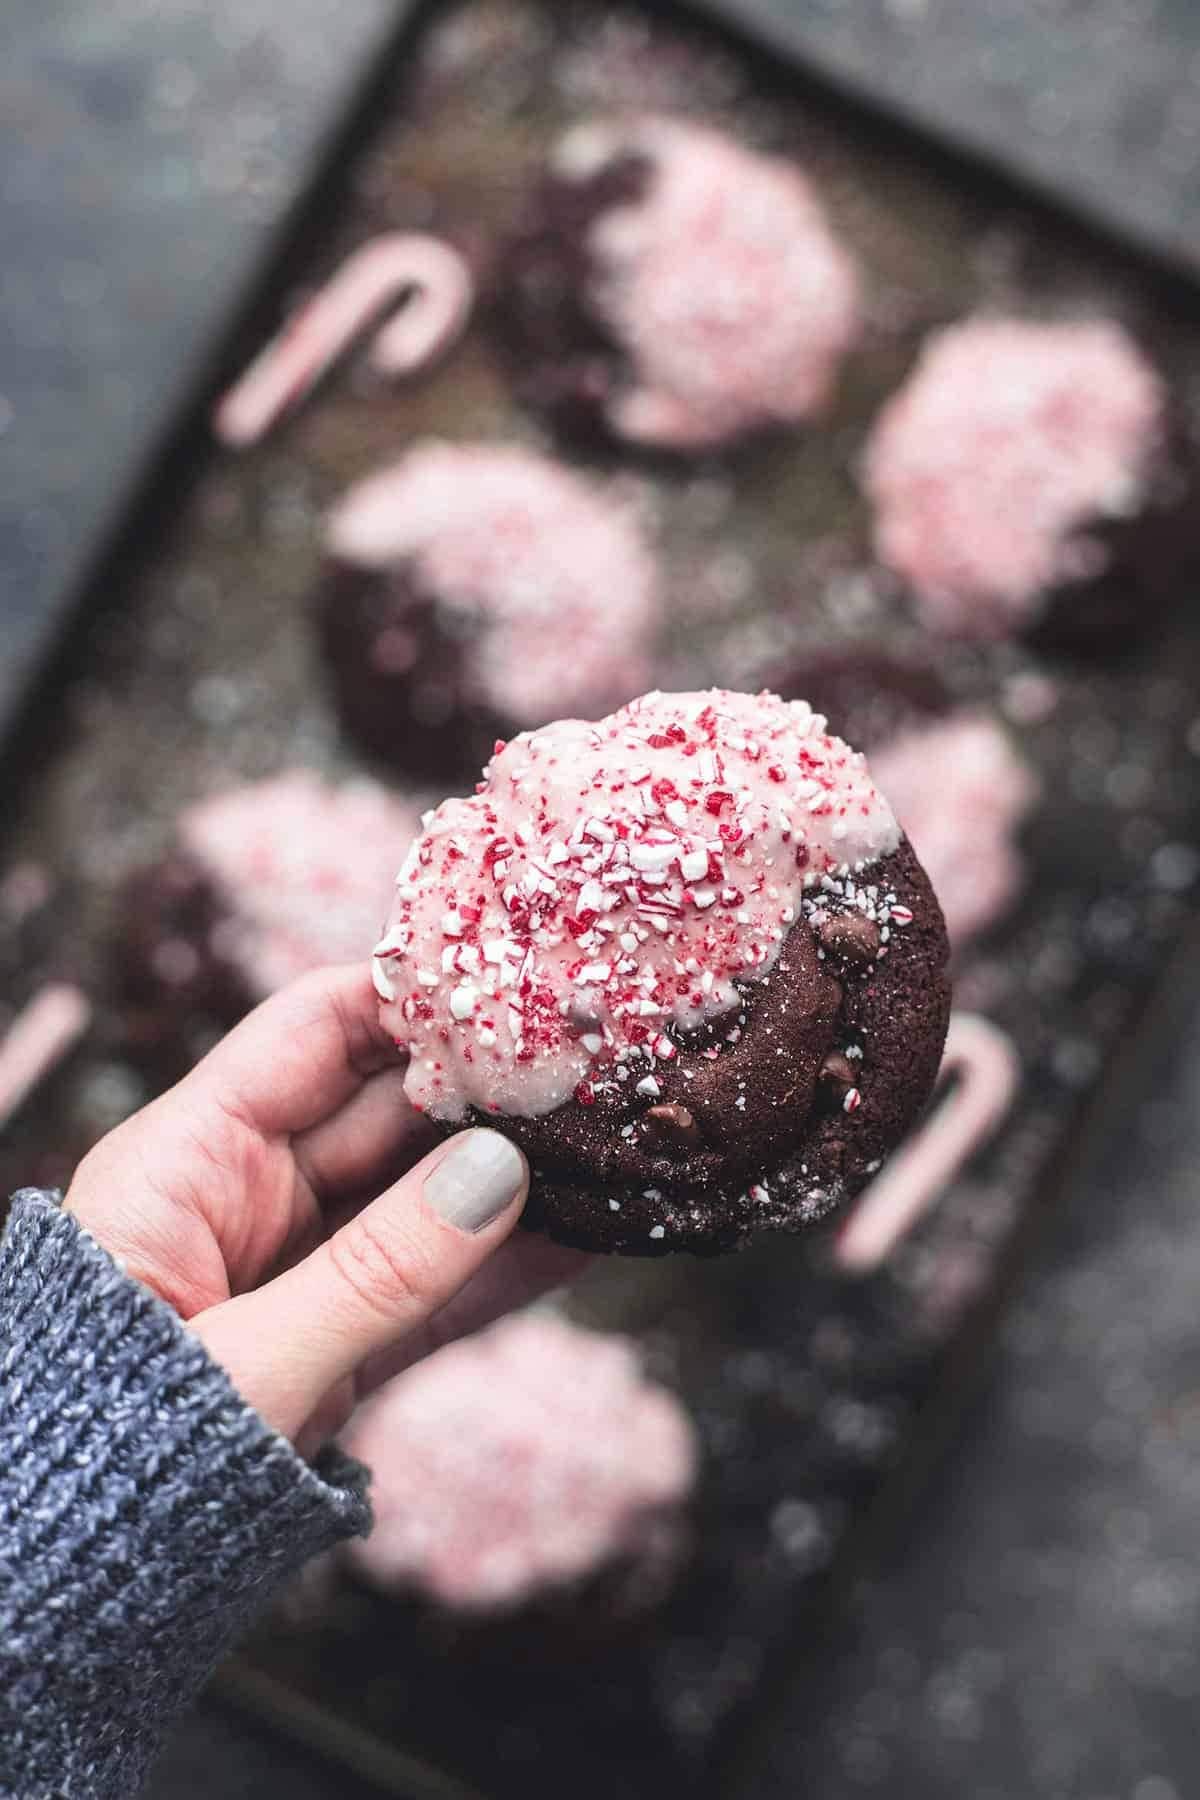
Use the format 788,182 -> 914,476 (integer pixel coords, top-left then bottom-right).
342,1312 -> 697,1612
326,441 -> 656,724
556,116 -> 861,447
871,713 -> 1038,948
863,319 -> 1166,635
179,770 -> 420,997
374,689 -> 899,1120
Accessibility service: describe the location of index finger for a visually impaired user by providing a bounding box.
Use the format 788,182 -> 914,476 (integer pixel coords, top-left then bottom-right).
182,963 -> 399,1139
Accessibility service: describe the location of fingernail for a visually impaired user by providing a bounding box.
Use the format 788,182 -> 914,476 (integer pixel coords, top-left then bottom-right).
423,1129 -> 527,1234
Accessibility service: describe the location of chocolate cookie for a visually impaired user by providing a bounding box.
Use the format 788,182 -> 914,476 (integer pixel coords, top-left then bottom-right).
119,771 -> 418,1064
372,689 -> 951,1255
495,116 -> 861,453
862,317 -> 1198,650
318,441 -> 658,780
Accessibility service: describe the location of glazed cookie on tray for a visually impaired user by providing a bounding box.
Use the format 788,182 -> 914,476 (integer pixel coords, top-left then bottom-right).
497,115 -> 861,451
121,770 -> 420,1042
372,689 -> 951,1255
342,1312 -> 697,1625
862,317 -> 1196,647
319,441 -> 657,778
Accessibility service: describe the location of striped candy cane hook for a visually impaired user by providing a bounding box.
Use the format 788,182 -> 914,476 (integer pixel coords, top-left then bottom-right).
213,234 -> 474,449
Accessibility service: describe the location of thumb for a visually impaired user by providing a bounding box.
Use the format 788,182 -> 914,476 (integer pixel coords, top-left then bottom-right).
190,1128 -> 528,1442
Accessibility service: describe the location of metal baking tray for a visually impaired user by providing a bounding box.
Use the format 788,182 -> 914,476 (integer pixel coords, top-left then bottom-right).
5,2 -> 1200,1796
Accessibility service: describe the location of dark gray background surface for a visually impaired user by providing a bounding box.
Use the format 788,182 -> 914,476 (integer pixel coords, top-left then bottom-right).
4,2 -> 1200,1796
701,0 -> 1200,278
0,0 -> 403,740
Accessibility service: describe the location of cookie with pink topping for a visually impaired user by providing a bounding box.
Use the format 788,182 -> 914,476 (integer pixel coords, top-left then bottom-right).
372,689 -> 950,1255
863,317 -> 1196,646
319,442 -> 657,777
496,116 -> 861,452
341,1312 -> 697,1627
121,771 -> 420,1057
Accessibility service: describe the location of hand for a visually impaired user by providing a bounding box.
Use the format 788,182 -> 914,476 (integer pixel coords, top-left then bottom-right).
66,965 -> 584,1452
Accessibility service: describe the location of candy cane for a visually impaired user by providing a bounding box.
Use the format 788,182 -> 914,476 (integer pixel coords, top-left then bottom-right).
834,1013 -> 1020,1275
365,237 -> 475,377
213,234 -> 474,449
0,984 -> 92,1131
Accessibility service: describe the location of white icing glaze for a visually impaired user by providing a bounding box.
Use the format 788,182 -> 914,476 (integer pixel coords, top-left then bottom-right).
179,770 -> 421,997
342,1312 -> 697,1612
871,713 -> 1038,948
863,318 -> 1166,635
558,115 -> 861,447
326,441 -> 657,723
375,689 -> 900,1121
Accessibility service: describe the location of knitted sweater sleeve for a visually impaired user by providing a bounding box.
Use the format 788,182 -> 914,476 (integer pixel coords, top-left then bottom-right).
0,1190 -> 371,1800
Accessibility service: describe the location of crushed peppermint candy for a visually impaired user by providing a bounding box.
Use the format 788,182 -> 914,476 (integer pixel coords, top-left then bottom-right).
341,1312 -> 697,1611
555,116 -> 861,448
178,770 -> 421,998
326,440 -> 657,725
375,689 -> 900,1120
863,318 -> 1166,635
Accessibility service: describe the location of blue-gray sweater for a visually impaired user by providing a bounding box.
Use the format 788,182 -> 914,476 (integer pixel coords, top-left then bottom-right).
0,1191 -> 371,1799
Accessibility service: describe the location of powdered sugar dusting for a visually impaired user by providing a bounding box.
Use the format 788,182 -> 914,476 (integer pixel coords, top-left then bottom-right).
864,319 -> 1166,634
871,713 -> 1038,947
179,770 -> 421,996
375,689 -> 900,1120
342,1312 -> 698,1612
558,116 -> 861,448
326,441 -> 656,723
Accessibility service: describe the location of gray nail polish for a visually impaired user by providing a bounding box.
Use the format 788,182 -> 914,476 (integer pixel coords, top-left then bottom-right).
424,1130 -> 527,1234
